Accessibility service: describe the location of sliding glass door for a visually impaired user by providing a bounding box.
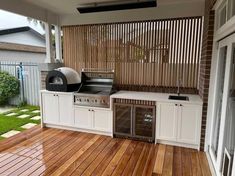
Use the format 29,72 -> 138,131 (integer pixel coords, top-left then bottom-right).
211,46 -> 227,158
209,33 -> 235,175
221,45 -> 235,175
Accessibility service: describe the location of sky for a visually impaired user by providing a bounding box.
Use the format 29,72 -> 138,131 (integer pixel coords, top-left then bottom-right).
0,10 -> 45,34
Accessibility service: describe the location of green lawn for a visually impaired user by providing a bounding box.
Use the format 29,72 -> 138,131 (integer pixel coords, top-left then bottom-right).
0,105 -> 41,140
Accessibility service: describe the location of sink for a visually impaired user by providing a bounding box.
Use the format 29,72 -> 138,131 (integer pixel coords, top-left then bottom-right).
168,95 -> 189,101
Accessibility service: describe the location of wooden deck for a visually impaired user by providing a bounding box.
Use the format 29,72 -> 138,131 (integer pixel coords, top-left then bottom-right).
0,126 -> 211,176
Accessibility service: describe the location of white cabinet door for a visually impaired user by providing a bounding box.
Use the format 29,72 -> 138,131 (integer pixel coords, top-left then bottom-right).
156,102 -> 178,141
93,109 -> 112,132
58,94 -> 74,126
42,93 -> 59,124
74,107 -> 92,129
177,104 -> 201,145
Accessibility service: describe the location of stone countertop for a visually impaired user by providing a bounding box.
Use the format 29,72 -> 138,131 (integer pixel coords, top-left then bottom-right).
111,91 -> 203,105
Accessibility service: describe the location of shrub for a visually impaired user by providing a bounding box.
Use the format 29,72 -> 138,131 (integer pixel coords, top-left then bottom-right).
17,100 -> 27,108
0,71 -> 20,105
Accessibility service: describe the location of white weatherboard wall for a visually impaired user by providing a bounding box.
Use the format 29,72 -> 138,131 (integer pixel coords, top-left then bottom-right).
0,32 -> 45,47
0,50 -> 46,63
60,1 -> 205,25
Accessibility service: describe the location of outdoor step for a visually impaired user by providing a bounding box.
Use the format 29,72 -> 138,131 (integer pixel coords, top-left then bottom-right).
31,116 -> 41,120
20,109 -> 29,112
32,110 -> 40,113
1,130 -> 20,138
6,113 -> 18,117
17,114 -> 30,119
21,123 -> 37,129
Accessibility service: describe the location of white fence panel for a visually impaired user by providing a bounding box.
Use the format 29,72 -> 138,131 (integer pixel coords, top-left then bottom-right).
0,61 -> 40,106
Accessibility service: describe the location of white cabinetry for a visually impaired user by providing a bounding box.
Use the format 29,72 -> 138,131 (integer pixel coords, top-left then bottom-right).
156,103 -> 178,141
177,104 -> 201,145
41,91 -> 112,136
74,107 -> 92,129
41,91 -> 74,126
93,109 -> 112,132
42,93 -> 59,124
74,107 -> 112,134
156,102 -> 202,149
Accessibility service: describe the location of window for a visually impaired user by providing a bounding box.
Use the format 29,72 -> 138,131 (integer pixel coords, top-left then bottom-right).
219,3 -> 227,28
232,0 -> 235,16
217,0 -> 235,30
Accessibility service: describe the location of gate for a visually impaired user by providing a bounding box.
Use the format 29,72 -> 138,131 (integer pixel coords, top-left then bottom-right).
0,61 -> 40,106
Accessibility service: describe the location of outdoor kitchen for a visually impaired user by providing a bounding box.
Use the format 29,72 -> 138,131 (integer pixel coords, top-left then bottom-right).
41,31 -> 203,150
39,11 -> 205,150
3,0 -> 235,175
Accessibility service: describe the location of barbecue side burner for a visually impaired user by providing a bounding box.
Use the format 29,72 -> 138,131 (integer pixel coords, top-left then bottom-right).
74,69 -> 116,108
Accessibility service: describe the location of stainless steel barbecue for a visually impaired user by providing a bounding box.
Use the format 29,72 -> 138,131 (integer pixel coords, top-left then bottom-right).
74,69 -> 116,108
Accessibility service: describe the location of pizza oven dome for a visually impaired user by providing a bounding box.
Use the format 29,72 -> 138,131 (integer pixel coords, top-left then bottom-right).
46,67 -> 81,92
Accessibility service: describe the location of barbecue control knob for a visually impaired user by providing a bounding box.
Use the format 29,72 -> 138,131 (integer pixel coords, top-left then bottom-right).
87,99 -> 89,102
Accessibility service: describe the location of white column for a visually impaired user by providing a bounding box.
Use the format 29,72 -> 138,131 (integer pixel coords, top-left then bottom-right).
45,22 -> 54,63
55,25 -> 63,62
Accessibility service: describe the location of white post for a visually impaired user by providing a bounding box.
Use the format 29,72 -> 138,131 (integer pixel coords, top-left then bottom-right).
45,22 -> 54,63
55,25 -> 63,62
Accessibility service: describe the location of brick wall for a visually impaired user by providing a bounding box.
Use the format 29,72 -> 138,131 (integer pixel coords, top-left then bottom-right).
199,0 -> 217,150
40,71 -> 48,90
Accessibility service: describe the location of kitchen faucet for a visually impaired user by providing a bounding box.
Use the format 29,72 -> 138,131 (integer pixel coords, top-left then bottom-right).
177,78 -> 182,96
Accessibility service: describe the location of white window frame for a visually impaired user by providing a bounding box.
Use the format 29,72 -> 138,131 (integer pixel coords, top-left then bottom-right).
213,0 -> 235,41
217,0 -> 228,29
206,32 -> 235,175
205,1 -> 235,175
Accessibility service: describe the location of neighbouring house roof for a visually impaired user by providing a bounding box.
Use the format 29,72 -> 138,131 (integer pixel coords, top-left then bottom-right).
0,26 -> 46,48
0,26 -> 45,40
0,42 -> 46,53
0,26 -> 46,54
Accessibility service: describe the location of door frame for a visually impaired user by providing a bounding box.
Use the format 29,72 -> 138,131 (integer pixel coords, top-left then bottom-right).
207,33 -> 235,175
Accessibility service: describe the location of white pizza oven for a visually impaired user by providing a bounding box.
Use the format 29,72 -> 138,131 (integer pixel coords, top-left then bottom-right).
46,67 -> 81,92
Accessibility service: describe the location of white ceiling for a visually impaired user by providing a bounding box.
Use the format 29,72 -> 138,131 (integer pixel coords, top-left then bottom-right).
23,0 -> 205,15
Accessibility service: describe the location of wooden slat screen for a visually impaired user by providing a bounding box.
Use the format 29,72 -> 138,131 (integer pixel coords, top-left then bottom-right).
63,17 -> 203,93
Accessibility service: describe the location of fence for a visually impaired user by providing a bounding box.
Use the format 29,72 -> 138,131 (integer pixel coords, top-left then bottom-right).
0,61 -> 40,106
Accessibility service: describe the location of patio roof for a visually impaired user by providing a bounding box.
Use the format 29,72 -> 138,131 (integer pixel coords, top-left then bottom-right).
0,0 -> 205,25
0,0 -> 205,64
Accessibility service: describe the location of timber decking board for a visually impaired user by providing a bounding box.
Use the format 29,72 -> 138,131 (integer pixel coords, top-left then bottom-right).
0,127 -> 211,176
